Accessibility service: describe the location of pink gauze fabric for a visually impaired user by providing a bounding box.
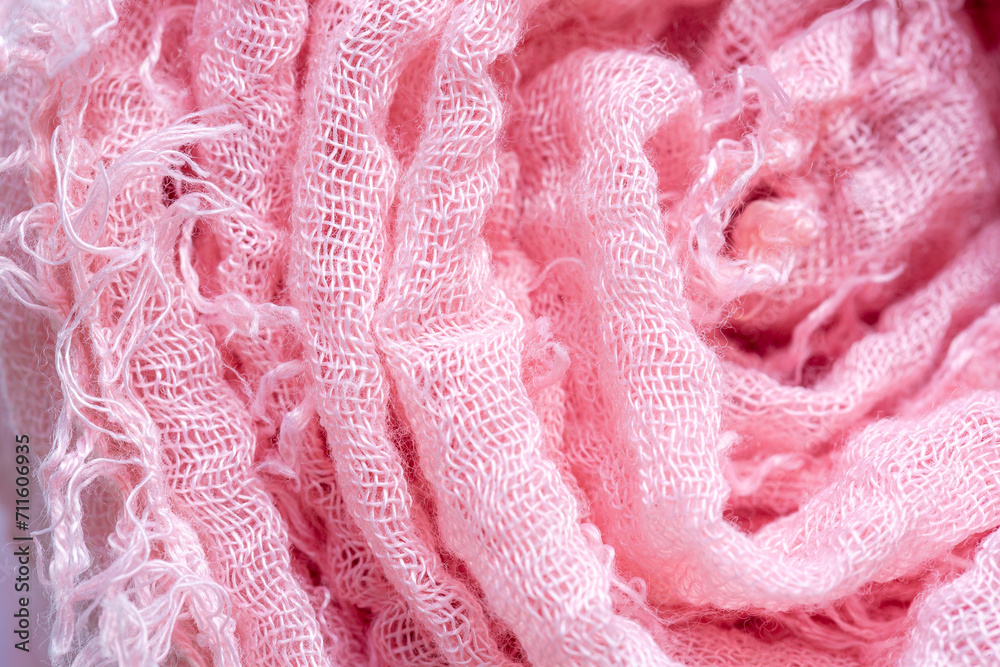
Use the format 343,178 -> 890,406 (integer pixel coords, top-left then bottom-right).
1,0 -> 999,665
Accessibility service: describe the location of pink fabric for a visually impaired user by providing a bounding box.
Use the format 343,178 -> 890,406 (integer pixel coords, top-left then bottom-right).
1,0 -> 999,665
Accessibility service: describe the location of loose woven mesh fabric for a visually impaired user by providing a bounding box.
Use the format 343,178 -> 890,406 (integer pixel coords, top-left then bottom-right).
1,0 -> 1000,665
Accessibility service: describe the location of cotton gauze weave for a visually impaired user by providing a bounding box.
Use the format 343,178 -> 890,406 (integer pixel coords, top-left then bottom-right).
1,0 -> 999,665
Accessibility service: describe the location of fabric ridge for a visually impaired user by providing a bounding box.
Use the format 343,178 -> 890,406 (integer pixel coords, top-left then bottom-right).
0,0 -> 999,665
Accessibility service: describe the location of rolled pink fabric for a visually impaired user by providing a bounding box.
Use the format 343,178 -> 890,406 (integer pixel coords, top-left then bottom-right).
0,0 -> 998,665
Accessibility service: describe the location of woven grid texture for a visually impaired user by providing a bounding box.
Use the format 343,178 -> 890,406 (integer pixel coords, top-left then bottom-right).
1,0 -> 999,665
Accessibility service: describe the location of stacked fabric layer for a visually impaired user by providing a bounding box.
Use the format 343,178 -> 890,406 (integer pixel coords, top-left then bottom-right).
1,0 -> 999,664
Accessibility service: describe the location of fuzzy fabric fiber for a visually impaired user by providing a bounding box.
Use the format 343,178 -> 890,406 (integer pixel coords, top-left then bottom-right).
2,0 -> 1000,665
